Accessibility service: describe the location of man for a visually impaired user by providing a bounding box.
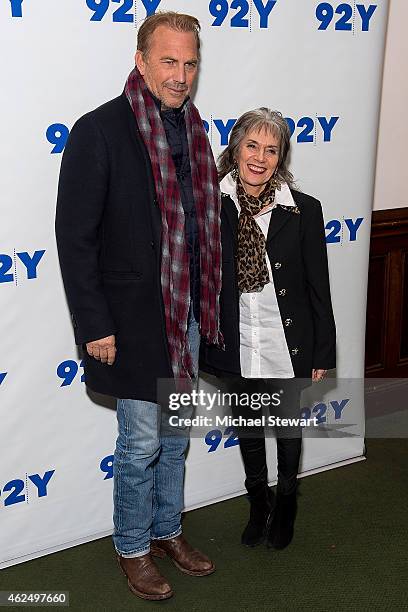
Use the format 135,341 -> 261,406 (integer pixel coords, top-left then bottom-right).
55,12 -> 223,601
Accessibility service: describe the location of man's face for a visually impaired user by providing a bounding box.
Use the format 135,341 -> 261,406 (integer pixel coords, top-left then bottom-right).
135,25 -> 199,109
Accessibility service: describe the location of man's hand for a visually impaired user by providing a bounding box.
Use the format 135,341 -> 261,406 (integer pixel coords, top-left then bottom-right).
86,335 -> 116,365
312,369 -> 327,382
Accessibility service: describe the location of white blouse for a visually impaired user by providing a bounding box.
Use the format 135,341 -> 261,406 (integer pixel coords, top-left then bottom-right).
220,173 -> 295,379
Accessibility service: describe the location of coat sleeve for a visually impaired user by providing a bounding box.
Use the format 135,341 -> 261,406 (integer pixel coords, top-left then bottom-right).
301,199 -> 336,370
55,113 -> 117,345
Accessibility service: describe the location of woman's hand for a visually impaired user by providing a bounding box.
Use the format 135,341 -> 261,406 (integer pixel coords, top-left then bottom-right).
312,369 -> 327,382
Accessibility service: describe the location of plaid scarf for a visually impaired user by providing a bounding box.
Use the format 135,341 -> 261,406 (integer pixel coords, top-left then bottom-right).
124,67 -> 223,382
236,177 -> 276,293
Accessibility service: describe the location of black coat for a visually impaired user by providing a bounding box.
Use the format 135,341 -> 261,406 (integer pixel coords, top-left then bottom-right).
55,93 -> 173,401
200,189 -> 336,380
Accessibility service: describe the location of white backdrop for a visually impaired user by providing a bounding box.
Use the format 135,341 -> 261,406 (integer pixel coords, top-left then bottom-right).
0,0 -> 388,568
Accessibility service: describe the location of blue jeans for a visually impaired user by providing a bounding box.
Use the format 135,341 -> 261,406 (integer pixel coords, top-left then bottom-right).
113,310 -> 200,557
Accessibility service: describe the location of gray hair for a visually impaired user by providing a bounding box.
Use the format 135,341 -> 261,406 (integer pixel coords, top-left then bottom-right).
217,107 -> 294,186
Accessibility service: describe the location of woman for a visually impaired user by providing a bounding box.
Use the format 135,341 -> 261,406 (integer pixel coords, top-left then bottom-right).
200,108 -> 336,550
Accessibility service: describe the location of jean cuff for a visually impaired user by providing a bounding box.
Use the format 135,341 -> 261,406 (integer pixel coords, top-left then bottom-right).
151,526 -> 182,541
115,544 -> 150,558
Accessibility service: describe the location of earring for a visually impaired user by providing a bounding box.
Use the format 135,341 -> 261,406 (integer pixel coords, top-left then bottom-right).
231,162 -> 239,182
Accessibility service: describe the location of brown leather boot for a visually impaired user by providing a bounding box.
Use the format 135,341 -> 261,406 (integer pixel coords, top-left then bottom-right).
117,553 -> 173,600
150,534 -> 215,576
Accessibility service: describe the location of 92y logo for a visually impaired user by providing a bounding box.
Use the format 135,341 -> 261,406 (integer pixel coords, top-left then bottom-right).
100,455 -> 114,480
316,3 -> 377,32
205,427 -> 239,453
285,116 -> 339,144
0,250 -> 45,285
47,124 -> 70,154
301,398 -> 349,424
209,0 -> 278,29
57,360 -> 85,387
1,470 -> 55,507
9,0 -> 23,17
203,115 -> 339,147
86,0 -> 161,22
51,115 -> 339,154
326,218 -> 364,244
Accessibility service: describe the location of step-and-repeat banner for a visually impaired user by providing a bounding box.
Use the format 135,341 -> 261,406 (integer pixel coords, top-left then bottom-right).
1,0 -> 388,568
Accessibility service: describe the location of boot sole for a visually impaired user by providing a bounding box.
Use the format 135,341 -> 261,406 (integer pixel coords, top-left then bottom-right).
151,546 -> 216,577
266,535 -> 294,550
128,580 -> 174,600
241,532 -> 266,547
117,556 -> 174,600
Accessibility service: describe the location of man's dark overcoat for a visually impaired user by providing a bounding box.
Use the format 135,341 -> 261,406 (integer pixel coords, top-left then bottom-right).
56,94 -> 173,401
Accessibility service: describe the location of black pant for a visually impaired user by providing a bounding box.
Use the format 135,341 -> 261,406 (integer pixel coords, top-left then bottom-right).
226,377 -> 302,495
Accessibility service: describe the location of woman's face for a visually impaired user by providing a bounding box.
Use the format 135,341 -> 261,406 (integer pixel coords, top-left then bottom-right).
236,127 -> 280,197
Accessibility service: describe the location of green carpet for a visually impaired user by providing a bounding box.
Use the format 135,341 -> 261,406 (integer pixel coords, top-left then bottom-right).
0,439 -> 406,611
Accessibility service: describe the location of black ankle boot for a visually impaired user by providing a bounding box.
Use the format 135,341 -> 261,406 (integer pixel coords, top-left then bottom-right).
266,490 -> 297,550
241,483 -> 275,547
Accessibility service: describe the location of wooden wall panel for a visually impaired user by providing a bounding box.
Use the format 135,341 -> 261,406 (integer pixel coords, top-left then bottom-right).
365,208 -> 408,377
365,254 -> 389,371
399,251 -> 408,362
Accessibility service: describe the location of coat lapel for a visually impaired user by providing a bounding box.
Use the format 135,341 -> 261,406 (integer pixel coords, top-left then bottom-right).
222,195 -> 239,252
266,206 -> 293,245
123,93 -> 162,249
222,195 -> 294,248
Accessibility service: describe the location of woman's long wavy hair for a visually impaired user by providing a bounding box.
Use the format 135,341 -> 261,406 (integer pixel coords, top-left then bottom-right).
217,107 -> 294,186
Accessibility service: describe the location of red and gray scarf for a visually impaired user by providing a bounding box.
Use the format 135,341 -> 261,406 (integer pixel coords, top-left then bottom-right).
125,67 -> 223,381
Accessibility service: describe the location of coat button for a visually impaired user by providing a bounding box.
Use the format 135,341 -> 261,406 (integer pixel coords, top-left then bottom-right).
279,289 -> 286,296
284,318 -> 292,327
291,347 -> 299,356
274,262 -> 282,270
150,241 -> 155,249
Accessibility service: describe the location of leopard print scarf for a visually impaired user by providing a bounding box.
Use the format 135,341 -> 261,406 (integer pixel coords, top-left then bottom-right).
236,177 -> 276,293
